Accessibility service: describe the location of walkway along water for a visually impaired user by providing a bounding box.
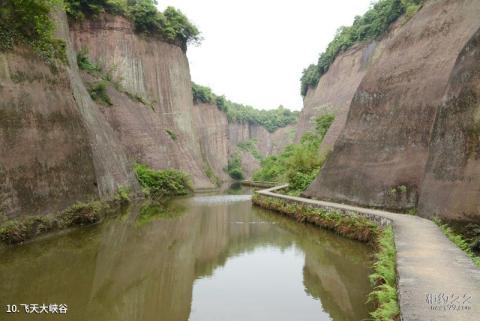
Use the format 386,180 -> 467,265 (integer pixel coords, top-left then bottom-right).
255,185 -> 480,321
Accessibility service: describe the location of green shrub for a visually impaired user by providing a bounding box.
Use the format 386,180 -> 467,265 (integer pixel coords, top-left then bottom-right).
88,81 -> 113,106
165,129 -> 177,141
253,114 -> 334,194
114,186 -> 131,204
77,48 -> 103,74
226,154 -> 243,180
0,0 -> 66,65
192,82 -> 215,104
134,163 -> 192,196
300,0 -> 424,96
59,201 -> 106,226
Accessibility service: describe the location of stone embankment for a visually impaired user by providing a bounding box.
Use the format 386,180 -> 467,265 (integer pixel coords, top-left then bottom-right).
256,185 -> 480,321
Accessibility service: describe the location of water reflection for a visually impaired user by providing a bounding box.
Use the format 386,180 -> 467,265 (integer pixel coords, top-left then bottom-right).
0,194 -> 373,321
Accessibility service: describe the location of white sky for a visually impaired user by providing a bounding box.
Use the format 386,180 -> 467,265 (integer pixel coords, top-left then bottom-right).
158,1 -> 373,110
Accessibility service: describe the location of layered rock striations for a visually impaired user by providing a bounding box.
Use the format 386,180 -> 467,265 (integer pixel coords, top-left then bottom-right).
304,0 -> 480,221
69,14 -> 214,189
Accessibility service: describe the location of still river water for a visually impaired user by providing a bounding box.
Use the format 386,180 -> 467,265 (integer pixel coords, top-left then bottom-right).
0,185 -> 373,321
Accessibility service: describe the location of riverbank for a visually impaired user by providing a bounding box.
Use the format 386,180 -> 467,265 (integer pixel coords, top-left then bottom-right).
253,185 -> 480,321
0,192 -> 132,246
252,190 -> 398,320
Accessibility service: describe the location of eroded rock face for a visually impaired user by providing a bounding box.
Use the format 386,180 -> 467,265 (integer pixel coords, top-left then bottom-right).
69,14 -> 213,189
0,49 -> 97,218
192,103 -> 230,182
418,27 -> 480,221
0,11 -> 139,218
305,0 -> 480,217
295,42 -> 378,154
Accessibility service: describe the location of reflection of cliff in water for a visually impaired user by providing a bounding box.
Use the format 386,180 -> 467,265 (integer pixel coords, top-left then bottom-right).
0,196 -> 372,321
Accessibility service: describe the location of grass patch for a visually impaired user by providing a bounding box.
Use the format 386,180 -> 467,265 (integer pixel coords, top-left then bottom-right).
252,194 -> 379,242
368,226 -> 400,320
77,48 -> 102,74
433,218 -> 480,268
134,163 -> 192,197
165,129 -> 177,141
0,0 -> 67,65
0,188 -> 131,245
88,81 -> 113,106
252,193 -> 399,320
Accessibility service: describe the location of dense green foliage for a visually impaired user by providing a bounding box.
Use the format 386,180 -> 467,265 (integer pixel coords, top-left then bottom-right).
369,226 -> 400,320
253,114 -> 335,194
65,0 -> 201,49
88,81 -> 113,106
192,82 -> 299,132
77,48 -> 103,73
134,163 -> 192,196
300,0 -> 423,96
226,154 -> 243,180
0,0 -> 66,64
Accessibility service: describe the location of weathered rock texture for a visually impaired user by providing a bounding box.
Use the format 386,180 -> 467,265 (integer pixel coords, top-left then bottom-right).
0,11 -> 138,219
295,42 -> 376,154
70,14 -> 214,189
0,48 -> 97,219
192,103 -> 230,182
418,26 -> 480,221
192,103 -> 295,181
304,0 -> 480,221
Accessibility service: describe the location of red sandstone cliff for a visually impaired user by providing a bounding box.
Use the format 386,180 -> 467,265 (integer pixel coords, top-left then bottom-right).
304,0 -> 480,221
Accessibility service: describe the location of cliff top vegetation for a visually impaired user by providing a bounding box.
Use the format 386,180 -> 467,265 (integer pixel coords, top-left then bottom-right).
192,82 -> 299,133
300,0 -> 423,96
0,0 -> 66,64
65,0 -> 201,50
0,0 -> 200,64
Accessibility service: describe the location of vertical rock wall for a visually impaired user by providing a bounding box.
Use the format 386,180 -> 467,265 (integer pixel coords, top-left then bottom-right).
304,0 -> 480,219
418,27 -> 480,220
69,14 -> 213,189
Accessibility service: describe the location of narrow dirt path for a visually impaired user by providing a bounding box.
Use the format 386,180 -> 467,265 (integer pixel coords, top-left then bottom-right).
257,186 -> 480,321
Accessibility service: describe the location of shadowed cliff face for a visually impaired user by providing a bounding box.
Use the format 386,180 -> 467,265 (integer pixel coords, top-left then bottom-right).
69,14 -> 214,189
418,27 -> 480,221
0,48 -> 97,218
192,103 -> 295,181
0,11 -> 139,219
305,0 -> 480,219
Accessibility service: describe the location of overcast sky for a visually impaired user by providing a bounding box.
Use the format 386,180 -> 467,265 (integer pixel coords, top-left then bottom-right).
158,0 -> 373,110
